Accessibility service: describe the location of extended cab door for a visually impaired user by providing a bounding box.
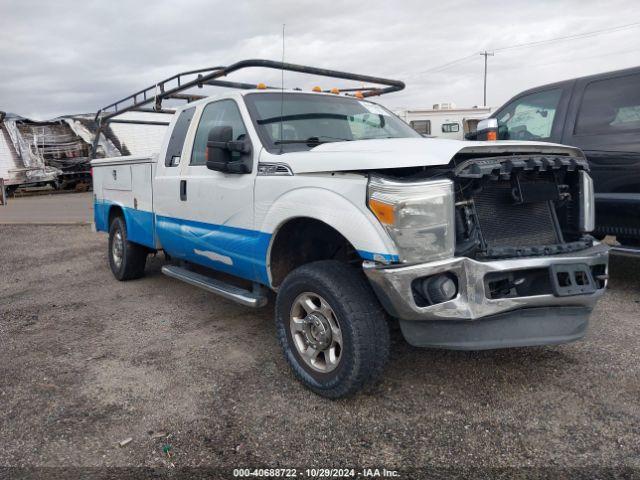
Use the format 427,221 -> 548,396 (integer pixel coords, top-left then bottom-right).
154,106 -> 196,245
168,98 -> 261,281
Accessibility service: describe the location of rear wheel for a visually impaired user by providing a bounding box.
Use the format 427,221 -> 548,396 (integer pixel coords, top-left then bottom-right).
108,216 -> 148,280
275,260 -> 390,398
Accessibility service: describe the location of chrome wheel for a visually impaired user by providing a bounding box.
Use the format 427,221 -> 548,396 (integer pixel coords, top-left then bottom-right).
290,292 -> 343,373
112,228 -> 124,269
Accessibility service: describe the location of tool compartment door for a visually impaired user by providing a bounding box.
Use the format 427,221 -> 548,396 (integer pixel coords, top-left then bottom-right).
102,165 -> 132,191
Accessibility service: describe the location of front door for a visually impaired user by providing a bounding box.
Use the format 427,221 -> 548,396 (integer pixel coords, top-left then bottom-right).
162,98 -> 263,281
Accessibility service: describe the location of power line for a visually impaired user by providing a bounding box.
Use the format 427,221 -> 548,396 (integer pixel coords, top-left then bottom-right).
492,21 -> 640,53
415,21 -> 640,76
418,53 -> 479,74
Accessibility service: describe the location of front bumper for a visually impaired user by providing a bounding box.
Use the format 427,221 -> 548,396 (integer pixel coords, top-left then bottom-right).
398,306 -> 592,350
363,243 -> 609,322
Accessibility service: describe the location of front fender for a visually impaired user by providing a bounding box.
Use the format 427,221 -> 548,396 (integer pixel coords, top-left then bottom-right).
257,186 -> 399,263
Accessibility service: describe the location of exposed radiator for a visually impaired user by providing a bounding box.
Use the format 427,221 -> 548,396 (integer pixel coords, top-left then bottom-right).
473,180 -> 559,249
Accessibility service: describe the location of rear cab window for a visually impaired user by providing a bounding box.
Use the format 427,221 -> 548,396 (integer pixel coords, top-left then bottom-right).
574,73 -> 640,136
164,107 -> 195,167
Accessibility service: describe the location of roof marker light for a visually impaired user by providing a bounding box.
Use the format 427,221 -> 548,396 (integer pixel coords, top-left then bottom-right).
256,82 -> 267,89
354,91 -> 364,99
330,87 -> 340,94
312,86 -> 322,92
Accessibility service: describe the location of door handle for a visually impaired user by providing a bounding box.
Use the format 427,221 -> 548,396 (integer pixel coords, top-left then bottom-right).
180,180 -> 187,201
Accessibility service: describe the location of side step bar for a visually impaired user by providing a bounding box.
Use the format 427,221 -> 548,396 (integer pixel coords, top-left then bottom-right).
161,265 -> 268,308
611,246 -> 640,258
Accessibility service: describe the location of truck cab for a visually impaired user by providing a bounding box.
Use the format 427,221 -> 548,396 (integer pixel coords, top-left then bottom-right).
91,60 -> 609,398
470,66 -> 640,253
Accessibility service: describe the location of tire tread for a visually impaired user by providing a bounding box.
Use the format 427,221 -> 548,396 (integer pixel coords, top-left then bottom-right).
275,260 -> 390,398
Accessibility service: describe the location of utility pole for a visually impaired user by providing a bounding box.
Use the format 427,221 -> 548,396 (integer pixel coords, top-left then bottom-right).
480,51 -> 494,106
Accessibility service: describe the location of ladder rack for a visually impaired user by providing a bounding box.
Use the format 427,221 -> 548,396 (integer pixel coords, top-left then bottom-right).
91,58 -> 405,158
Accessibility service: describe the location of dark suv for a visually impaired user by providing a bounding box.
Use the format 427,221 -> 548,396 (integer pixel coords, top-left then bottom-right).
469,66 -> 640,252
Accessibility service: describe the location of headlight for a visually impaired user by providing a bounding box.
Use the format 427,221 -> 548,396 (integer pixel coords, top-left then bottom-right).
367,176 -> 455,263
579,171 -> 595,232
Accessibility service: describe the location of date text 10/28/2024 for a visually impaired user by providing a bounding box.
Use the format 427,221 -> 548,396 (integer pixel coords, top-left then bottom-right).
233,468 -> 400,478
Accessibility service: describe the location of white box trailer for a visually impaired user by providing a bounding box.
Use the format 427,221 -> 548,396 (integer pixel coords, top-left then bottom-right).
395,103 -> 492,140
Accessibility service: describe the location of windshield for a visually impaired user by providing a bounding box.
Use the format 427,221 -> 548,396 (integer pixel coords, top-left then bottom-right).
244,92 -> 421,152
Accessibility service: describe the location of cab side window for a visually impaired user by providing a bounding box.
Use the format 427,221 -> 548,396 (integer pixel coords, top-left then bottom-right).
191,100 -> 248,166
496,89 -> 562,140
575,73 -> 640,135
164,107 -> 195,167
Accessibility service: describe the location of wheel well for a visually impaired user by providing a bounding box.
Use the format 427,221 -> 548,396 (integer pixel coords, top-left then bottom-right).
108,205 -> 124,228
269,218 -> 360,288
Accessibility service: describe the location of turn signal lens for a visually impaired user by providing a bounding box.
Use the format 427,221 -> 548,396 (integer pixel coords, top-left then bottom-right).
312,86 -> 322,92
369,198 -> 395,225
487,130 -> 497,141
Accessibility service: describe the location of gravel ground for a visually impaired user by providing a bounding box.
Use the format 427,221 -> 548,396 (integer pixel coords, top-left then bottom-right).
1,225 -> 639,474
0,192 -> 93,224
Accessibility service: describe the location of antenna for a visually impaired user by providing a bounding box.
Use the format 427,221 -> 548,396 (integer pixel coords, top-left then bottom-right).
279,24 -> 285,153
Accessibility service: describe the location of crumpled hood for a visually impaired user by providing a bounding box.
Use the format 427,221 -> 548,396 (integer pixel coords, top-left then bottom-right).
278,137 -> 584,174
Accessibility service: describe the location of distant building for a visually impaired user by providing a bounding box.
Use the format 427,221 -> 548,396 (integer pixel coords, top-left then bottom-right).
394,103 -> 492,140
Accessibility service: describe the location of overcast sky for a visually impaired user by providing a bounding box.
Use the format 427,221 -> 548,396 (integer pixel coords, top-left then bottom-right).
1,0 -> 639,119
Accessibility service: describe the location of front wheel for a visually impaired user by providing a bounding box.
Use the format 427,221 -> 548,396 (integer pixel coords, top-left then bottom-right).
275,260 -> 390,398
108,216 -> 148,281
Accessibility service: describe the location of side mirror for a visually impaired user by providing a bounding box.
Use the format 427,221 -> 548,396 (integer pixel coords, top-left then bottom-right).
206,125 -> 252,173
476,118 -> 499,141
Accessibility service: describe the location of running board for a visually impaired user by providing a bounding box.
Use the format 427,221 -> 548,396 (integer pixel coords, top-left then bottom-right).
611,246 -> 640,258
161,265 -> 268,308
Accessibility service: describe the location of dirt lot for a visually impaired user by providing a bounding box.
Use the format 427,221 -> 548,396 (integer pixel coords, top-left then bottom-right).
0,192 -> 93,224
1,223 -> 639,474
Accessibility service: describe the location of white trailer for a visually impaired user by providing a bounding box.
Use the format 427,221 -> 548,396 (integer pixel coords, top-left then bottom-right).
395,103 -> 492,140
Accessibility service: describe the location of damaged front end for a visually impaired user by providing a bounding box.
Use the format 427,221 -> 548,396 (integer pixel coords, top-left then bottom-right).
363,151 -> 609,350
451,154 -> 594,261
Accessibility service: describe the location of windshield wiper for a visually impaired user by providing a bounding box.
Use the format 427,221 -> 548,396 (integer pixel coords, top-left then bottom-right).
274,135 -> 352,146
359,135 -> 397,140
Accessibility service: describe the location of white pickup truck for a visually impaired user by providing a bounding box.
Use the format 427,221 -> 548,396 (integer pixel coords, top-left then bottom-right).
91,60 -> 609,398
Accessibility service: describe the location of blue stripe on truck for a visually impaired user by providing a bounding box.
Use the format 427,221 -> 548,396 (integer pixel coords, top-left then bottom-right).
155,215 -> 272,285
357,250 -> 400,263
94,199 -> 397,286
94,199 -> 155,249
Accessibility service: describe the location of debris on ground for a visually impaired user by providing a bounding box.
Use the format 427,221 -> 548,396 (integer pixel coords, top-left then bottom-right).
162,444 -> 173,457
118,437 -> 133,448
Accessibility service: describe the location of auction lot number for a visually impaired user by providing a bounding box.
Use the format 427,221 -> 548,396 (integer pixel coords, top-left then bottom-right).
233,468 -> 400,477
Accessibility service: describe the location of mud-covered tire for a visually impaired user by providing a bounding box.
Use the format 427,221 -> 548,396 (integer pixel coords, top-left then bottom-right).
108,216 -> 148,281
275,260 -> 390,399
